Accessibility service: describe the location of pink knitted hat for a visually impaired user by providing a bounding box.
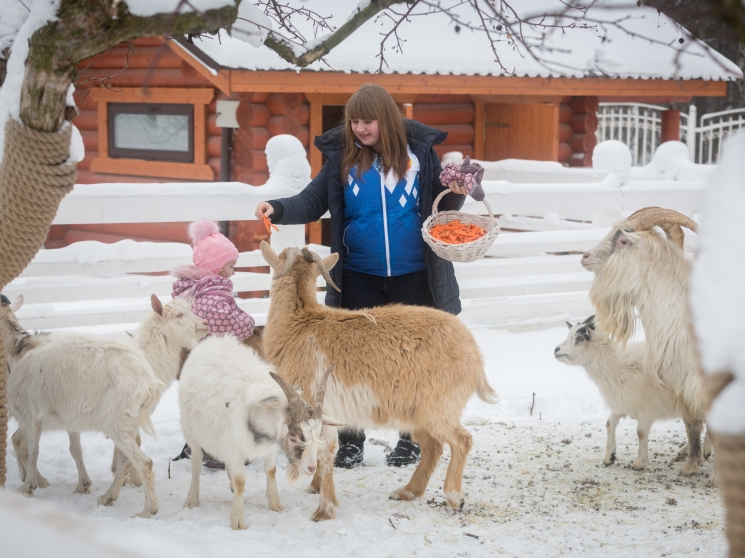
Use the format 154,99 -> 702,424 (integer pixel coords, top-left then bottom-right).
189,220 -> 239,273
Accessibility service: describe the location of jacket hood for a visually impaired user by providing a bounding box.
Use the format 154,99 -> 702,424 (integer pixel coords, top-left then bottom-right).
172,264 -> 213,280
313,119 -> 447,157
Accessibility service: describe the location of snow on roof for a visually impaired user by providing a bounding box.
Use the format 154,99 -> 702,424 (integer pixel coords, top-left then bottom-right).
192,0 -> 741,81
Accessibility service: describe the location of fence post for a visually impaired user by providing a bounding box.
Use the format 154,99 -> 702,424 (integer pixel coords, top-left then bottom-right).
661,110 -> 680,143
687,104 -> 697,161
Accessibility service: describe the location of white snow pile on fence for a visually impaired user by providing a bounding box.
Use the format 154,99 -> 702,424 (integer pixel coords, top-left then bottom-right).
691,131 -> 745,434
630,141 -> 717,182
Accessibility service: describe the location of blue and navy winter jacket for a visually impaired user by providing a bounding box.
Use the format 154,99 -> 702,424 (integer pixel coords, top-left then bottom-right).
267,120 -> 465,315
342,148 -> 426,277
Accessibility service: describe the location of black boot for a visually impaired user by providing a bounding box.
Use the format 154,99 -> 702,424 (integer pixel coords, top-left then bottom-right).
172,443 -> 226,470
335,430 -> 365,468
386,434 -> 420,467
173,443 -> 190,461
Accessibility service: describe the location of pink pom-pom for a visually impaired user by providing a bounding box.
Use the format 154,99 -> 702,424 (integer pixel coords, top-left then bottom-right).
188,219 -> 219,243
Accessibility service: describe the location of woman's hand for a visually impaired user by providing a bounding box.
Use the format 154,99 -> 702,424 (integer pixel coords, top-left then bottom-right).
255,201 -> 274,221
446,183 -> 468,196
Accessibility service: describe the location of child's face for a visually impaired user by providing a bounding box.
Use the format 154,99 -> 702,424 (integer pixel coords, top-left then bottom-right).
218,260 -> 237,278
351,119 -> 382,152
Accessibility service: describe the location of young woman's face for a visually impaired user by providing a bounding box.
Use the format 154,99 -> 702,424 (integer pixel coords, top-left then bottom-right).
350,119 -> 382,152
218,259 -> 237,278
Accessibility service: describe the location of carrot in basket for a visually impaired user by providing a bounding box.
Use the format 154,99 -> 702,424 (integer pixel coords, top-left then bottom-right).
262,214 -> 279,235
429,220 -> 486,244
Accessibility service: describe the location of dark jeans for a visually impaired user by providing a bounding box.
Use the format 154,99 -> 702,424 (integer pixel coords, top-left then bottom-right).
338,268 -> 433,444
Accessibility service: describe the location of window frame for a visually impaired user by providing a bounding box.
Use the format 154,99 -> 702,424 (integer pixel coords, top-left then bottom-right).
108,102 -> 195,163
90,87 -> 214,181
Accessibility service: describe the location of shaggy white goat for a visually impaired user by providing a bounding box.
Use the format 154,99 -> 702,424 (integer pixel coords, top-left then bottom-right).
2,296 -> 161,516
555,315 -> 711,469
179,335 -> 341,530
260,242 -> 497,521
582,207 -> 706,475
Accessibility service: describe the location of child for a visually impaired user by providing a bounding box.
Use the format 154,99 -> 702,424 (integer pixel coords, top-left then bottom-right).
255,83 -> 466,468
172,220 -> 254,341
171,219 -> 255,468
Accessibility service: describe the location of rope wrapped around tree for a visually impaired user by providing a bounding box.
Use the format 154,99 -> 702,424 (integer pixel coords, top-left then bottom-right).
0,118 -> 77,486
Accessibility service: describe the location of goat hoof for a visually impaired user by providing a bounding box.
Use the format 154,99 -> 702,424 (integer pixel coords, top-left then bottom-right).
389,486 -> 418,501
678,462 -> 700,477
704,450 -> 713,460
672,453 -> 686,463
134,507 -> 157,519
603,453 -> 616,466
74,484 -> 92,495
631,460 -> 647,471
306,485 -> 320,494
445,491 -> 465,511
706,473 -> 718,488
35,475 -> 50,489
184,497 -> 199,509
98,493 -> 116,506
269,501 -> 284,512
230,517 -> 247,530
311,506 -> 335,522
17,483 -> 35,497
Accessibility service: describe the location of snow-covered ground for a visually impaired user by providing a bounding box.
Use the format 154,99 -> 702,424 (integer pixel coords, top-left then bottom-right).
2,327 -> 723,557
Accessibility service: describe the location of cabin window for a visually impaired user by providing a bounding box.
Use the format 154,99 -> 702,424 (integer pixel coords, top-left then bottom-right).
89,87 -> 214,181
108,103 -> 194,163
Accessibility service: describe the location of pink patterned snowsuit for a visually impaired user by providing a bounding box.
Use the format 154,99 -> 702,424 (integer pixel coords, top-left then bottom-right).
172,265 -> 254,341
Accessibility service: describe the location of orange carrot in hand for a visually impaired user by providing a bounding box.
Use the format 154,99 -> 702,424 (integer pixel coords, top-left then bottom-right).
262,214 -> 279,234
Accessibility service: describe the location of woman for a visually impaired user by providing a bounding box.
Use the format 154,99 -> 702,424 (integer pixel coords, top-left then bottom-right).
255,83 -> 467,468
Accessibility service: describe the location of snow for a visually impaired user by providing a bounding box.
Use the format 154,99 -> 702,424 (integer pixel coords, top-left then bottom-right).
1,326 -> 722,556
592,140 -> 632,181
189,0 -> 741,80
231,0 -> 272,48
690,131 -> 745,434
630,141 -> 717,182
0,0 -> 60,167
260,134 -> 312,195
123,0 -> 233,18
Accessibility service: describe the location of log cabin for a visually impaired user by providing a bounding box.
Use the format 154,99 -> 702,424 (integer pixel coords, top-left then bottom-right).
59,1 -> 741,250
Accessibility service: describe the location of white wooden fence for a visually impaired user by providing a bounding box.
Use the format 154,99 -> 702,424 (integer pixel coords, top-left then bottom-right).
8,169 -> 704,334
597,103 -> 745,165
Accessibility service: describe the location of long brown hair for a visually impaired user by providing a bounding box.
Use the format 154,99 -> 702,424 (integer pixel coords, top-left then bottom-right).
341,84 -> 409,183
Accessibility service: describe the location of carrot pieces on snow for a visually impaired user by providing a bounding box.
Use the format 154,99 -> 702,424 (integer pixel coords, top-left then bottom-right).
429,220 -> 486,244
262,214 -> 279,235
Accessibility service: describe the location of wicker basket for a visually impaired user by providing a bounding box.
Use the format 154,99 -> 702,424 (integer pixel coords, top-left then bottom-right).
714,431 -> 745,557
422,189 -> 500,263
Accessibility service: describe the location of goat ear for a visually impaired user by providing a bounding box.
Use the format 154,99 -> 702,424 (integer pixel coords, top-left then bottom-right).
276,419 -> 289,440
321,415 -> 345,428
9,295 -> 23,313
322,253 -> 339,271
151,294 -> 163,317
566,321 -> 573,329
261,241 -> 280,270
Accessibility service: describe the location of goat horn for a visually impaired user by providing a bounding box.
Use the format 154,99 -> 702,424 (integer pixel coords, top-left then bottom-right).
583,314 -> 596,330
274,247 -> 300,279
624,207 -> 697,249
269,371 -> 300,404
313,365 -> 334,418
304,248 -> 341,293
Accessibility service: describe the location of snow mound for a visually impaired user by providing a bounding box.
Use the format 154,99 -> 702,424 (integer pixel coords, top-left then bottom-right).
259,134 -> 311,195
592,140 -> 631,180
631,141 -> 716,182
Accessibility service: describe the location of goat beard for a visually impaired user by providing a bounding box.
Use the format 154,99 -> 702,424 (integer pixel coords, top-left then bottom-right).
590,257 -> 642,348
285,461 -> 304,485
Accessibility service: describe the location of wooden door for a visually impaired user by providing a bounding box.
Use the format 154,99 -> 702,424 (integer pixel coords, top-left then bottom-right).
484,103 -> 559,161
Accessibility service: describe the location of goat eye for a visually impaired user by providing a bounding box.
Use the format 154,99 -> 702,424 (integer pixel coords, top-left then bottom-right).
289,436 -> 299,444
176,313 -> 183,318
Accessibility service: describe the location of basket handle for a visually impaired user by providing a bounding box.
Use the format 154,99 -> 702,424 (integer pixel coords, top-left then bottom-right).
431,189 -> 496,232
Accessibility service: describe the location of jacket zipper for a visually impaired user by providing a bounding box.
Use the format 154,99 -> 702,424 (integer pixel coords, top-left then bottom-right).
379,169 -> 392,276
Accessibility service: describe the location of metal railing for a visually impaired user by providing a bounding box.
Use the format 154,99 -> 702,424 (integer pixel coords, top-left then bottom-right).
597,103 -> 745,165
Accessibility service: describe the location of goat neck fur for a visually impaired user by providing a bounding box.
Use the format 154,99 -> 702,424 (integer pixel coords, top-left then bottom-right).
178,335 -> 335,530
260,242 -> 497,519
1,296 -> 163,517
133,295 -> 209,388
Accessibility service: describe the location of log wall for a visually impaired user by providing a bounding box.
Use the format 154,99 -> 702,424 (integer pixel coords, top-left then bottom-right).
559,96 -> 599,167
413,95 -> 475,159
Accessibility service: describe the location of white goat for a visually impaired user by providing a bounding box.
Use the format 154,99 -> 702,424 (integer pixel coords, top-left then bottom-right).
178,335 -> 340,530
582,207 -> 706,475
260,242 -> 497,521
555,315 -> 711,469
6,295 -> 208,516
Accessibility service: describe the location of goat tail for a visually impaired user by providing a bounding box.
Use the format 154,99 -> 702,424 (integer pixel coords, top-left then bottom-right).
476,372 -> 498,404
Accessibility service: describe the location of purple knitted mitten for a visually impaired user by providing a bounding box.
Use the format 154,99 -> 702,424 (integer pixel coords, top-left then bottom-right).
439,155 -> 486,201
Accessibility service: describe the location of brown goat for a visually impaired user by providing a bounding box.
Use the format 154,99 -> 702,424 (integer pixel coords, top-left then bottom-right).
260,242 -> 497,521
